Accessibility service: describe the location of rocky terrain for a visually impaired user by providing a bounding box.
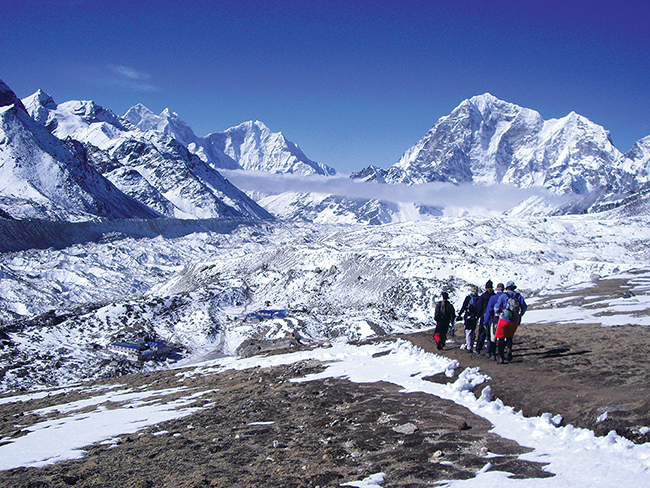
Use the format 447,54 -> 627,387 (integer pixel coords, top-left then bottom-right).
1,309 -> 648,487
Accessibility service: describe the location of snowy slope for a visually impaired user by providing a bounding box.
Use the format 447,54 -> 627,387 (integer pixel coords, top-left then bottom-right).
1,82 -> 158,221
124,105 -> 336,176
23,89 -> 273,221
2,213 -> 650,391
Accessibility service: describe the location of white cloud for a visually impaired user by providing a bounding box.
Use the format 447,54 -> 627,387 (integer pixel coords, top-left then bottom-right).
111,65 -> 150,81
103,65 -> 159,92
220,170 -> 571,212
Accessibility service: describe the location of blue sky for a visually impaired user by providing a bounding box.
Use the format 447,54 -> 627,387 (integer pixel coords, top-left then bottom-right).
2,0 -> 650,173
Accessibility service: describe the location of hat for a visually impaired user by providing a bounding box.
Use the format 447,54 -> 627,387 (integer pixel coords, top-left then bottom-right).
496,283 -> 505,291
441,291 -> 449,300
485,280 -> 493,289
506,280 -> 517,289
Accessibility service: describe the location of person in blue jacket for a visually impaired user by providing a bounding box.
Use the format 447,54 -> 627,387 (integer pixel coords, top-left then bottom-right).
493,281 -> 527,363
475,280 -> 495,354
483,282 -> 505,360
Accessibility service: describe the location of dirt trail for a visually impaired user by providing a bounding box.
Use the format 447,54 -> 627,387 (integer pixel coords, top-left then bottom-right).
400,321 -> 650,442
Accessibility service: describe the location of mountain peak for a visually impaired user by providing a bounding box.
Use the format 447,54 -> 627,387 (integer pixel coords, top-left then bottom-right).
128,102 -> 152,114
211,120 -> 335,176
468,92 -> 499,105
124,103 -> 197,147
124,103 -> 157,126
386,93 -> 624,198
23,89 -> 57,110
231,120 -> 271,133
464,93 -> 525,117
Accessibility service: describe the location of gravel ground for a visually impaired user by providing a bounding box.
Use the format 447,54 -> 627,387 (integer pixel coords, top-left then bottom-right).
0,317 -> 648,487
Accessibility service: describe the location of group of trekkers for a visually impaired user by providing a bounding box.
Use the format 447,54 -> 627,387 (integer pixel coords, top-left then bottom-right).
433,280 -> 527,364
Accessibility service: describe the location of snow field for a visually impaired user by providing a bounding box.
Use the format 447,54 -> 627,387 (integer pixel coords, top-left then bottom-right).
0,385 -> 215,470
2,215 -> 650,392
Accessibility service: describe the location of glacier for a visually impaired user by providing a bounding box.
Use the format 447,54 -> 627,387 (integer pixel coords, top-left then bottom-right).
2,214 -> 650,392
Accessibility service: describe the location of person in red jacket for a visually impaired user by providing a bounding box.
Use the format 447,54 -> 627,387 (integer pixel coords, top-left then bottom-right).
483,282 -> 505,360
494,281 -> 527,363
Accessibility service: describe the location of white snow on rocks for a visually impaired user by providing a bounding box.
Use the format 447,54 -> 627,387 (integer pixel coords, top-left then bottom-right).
1,340 -> 648,486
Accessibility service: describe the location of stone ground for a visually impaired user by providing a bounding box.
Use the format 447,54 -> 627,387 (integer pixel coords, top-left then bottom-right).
0,318 -> 649,487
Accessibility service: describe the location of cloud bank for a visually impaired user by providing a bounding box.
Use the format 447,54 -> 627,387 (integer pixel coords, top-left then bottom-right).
220,170 -> 572,213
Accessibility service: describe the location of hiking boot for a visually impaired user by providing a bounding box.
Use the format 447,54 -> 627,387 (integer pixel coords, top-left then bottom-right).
496,356 -> 504,364
507,352 -> 513,362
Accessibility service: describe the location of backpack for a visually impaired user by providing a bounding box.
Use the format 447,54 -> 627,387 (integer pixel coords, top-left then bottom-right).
467,295 -> 480,319
502,292 -> 521,321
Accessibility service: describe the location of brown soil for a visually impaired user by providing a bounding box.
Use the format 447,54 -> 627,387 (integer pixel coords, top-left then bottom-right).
400,322 -> 650,442
0,320 -> 649,487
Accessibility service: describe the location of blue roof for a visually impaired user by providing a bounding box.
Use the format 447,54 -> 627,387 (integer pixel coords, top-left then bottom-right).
257,309 -> 289,318
111,342 -> 141,349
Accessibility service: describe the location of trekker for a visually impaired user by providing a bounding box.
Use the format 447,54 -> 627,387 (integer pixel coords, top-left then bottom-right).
475,280 -> 495,354
483,283 -> 505,360
433,291 -> 455,350
494,281 -> 527,363
457,285 -> 480,353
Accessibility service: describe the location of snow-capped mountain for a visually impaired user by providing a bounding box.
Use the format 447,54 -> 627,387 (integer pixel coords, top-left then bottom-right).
214,120 -> 337,176
123,104 -> 196,146
1,81 -> 158,221
22,88 -> 273,221
366,93 -> 629,194
124,105 -> 337,177
123,104 -> 242,171
257,191 -> 398,225
345,93 -> 650,218
23,89 -> 132,138
623,135 -> 650,182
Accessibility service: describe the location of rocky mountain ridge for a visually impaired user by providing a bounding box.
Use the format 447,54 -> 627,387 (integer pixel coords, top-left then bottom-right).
0,79 -> 272,223
124,104 -> 337,176
1,81 -> 158,222
349,93 -> 650,218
